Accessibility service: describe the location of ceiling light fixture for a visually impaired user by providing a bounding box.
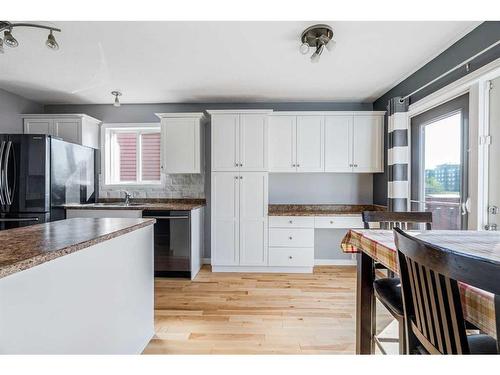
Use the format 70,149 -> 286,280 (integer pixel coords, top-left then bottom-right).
0,21 -> 61,53
111,91 -> 122,107
45,30 -> 59,50
299,24 -> 335,63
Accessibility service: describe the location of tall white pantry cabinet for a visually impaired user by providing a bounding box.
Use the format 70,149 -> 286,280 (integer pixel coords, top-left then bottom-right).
209,110 -> 271,272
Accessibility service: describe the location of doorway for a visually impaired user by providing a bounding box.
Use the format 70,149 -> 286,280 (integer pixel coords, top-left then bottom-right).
410,94 -> 469,230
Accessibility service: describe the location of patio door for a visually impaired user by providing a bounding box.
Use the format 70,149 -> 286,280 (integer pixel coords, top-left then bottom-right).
485,76 -> 500,230
410,94 -> 469,230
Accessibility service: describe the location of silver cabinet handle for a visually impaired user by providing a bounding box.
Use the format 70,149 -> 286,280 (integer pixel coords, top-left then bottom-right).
0,141 -> 5,205
234,176 -> 238,179
234,162 -> 238,167
297,164 -> 300,167
288,220 -> 293,224
289,256 -> 293,259
239,163 -> 243,167
292,164 -> 295,167
239,176 -> 243,179
288,236 -> 293,240
353,164 -> 358,167
330,220 -> 334,224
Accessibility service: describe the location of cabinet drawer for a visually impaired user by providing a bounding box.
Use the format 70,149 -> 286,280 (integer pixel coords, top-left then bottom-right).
269,228 -> 314,247
268,247 -> 314,267
269,216 -> 315,228
314,216 -> 364,229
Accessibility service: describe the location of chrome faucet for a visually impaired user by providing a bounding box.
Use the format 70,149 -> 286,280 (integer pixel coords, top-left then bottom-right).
122,190 -> 132,206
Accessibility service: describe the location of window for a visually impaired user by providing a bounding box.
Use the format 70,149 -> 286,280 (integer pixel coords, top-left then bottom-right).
410,94 -> 469,230
104,124 -> 161,186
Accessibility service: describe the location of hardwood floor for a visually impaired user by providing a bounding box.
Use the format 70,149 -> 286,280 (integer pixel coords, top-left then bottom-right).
143,265 -> 393,354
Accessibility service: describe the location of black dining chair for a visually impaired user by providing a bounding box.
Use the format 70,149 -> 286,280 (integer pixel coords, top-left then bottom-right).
362,211 -> 433,354
394,227 -> 498,354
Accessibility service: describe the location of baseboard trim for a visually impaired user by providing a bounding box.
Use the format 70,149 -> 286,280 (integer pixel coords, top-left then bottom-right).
203,258 -> 356,267
314,259 -> 357,266
211,266 -> 314,274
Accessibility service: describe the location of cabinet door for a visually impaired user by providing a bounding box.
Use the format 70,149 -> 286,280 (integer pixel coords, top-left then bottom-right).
53,118 -> 81,144
211,172 -> 240,266
24,119 -> 53,135
296,116 -> 324,172
268,116 -> 296,172
211,114 -> 239,171
239,114 -> 268,171
162,118 -> 200,173
352,115 -> 384,173
239,172 -> 268,266
324,115 -> 353,172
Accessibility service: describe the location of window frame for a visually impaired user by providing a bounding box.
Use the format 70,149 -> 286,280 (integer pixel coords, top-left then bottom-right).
101,123 -> 162,189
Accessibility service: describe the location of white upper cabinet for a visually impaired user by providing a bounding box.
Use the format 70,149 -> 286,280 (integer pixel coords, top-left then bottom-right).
296,116 -> 324,172
269,111 -> 384,173
269,116 -> 296,172
239,114 -> 268,171
209,110 -> 272,172
23,114 -> 101,149
52,118 -> 81,145
156,113 -> 205,174
352,114 -> 384,173
324,115 -> 352,172
211,114 -> 239,171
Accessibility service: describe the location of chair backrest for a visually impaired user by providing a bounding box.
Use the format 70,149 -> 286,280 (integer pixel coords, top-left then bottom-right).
394,227 -> 470,354
362,211 -> 432,230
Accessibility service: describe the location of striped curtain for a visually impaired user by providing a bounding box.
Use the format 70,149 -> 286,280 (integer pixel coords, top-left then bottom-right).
387,97 -> 409,211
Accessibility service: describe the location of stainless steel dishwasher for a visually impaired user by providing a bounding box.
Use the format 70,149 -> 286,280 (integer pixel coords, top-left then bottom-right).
142,210 -> 191,278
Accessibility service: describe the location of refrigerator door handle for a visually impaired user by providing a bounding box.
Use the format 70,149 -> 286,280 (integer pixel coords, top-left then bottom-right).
3,141 -> 12,205
0,217 -> 39,222
0,141 -> 5,206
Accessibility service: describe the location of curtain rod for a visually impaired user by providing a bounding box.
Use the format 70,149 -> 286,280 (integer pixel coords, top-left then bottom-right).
399,39 -> 500,103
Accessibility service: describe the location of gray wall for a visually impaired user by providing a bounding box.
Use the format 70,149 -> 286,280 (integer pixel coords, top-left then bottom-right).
269,173 -> 373,204
372,21 -> 500,205
0,88 -> 43,133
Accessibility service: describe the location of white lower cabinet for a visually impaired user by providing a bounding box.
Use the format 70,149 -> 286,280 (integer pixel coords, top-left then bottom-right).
268,248 -> 314,267
268,215 -> 315,272
211,172 -> 268,270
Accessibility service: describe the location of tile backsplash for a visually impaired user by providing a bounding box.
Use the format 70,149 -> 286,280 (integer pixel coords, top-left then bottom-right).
99,173 -> 205,199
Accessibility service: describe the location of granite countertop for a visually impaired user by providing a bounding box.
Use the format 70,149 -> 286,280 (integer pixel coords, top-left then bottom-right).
268,204 -> 386,216
0,218 -> 155,279
63,198 -> 206,211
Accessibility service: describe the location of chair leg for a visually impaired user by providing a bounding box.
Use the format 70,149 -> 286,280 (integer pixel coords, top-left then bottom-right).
397,316 -> 406,354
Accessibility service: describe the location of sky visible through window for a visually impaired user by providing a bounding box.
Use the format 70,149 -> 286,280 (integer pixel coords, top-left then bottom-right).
424,112 -> 461,169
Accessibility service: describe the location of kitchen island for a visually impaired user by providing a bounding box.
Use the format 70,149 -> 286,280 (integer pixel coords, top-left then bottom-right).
0,217 -> 155,354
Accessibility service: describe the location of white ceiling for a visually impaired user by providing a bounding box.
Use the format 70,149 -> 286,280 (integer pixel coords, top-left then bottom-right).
0,21 -> 481,105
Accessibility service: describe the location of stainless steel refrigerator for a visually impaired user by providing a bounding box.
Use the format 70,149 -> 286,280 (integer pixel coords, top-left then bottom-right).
0,134 -> 96,230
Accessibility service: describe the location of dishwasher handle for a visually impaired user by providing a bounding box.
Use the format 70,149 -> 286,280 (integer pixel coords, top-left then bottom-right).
146,216 -> 189,220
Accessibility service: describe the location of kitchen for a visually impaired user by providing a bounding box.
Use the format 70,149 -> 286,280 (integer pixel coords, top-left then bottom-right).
1,7 -> 500,370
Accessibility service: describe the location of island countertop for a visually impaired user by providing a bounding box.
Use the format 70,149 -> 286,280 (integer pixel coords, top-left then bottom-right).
0,218 -> 155,279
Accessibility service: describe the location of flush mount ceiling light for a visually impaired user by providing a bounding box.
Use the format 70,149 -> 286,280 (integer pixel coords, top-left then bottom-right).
111,91 -> 122,107
299,24 -> 336,63
0,21 -> 61,53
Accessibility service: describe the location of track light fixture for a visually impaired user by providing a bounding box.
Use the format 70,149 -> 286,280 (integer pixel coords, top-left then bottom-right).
111,91 -> 122,107
0,21 -> 61,53
299,24 -> 336,63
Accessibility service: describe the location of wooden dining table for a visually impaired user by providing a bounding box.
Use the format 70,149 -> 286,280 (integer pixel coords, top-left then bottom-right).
341,229 -> 500,354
